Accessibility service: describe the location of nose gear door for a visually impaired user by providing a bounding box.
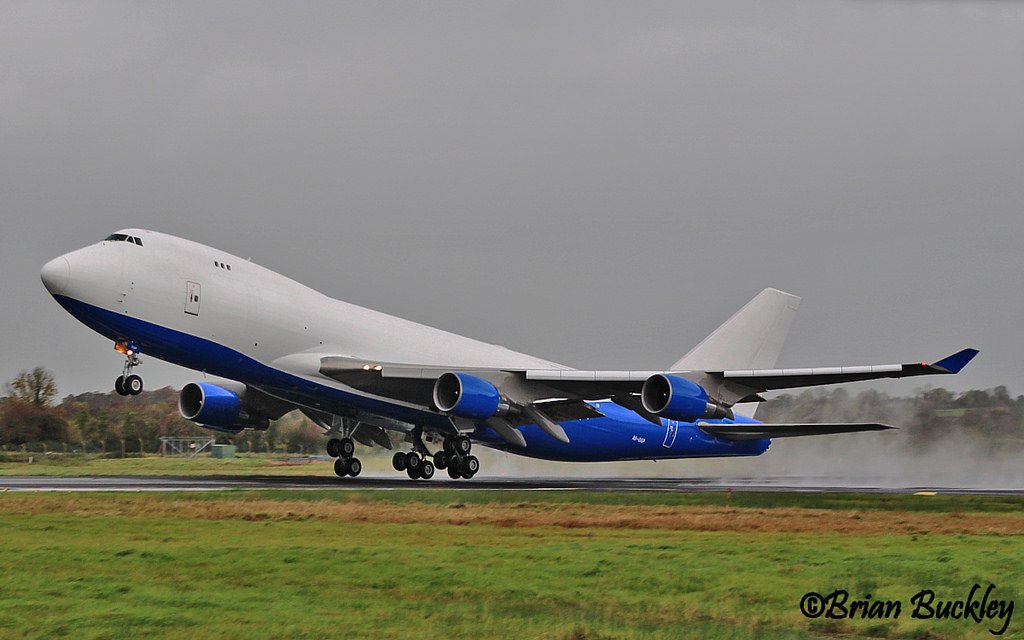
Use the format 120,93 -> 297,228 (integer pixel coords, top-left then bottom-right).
184,281 -> 201,316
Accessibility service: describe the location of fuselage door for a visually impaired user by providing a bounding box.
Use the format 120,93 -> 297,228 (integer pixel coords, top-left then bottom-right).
662,420 -> 679,448
184,281 -> 201,316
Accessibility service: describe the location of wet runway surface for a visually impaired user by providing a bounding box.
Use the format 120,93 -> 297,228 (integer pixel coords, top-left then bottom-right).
1,474 -> 1021,495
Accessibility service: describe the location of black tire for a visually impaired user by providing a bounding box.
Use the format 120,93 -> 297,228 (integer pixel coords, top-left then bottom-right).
347,457 -> 362,477
407,465 -> 421,480
326,438 -> 341,457
443,438 -> 455,455
433,452 -> 448,469
124,375 -> 143,396
339,438 -> 355,458
333,458 -> 348,477
420,460 -> 435,480
464,455 -> 479,478
392,452 -> 407,471
455,435 -> 472,455
405,452 -> 421,469
448,456 -> 464,477
114,376 -> 127,396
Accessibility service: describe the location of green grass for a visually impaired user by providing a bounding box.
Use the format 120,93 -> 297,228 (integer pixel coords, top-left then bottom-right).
0,453 -> 344,476
0,492 -> 1022,639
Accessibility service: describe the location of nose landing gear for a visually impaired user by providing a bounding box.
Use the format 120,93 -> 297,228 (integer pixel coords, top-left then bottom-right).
114,341 -> 143,396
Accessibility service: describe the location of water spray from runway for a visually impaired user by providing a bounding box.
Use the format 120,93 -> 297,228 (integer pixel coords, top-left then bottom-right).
478,388 -> 1024,490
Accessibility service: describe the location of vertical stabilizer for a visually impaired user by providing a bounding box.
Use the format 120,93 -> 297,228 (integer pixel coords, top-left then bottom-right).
671,288 -> 800,372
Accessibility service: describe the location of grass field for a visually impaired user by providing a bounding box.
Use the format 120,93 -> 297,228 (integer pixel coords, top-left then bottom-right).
1,489 -> 1022,640
0,453 -> 346,476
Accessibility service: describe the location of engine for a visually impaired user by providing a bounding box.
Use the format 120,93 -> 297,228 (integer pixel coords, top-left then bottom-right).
432,372 -> 509,420
640,374 -> 732,422
178,382 -> 271,432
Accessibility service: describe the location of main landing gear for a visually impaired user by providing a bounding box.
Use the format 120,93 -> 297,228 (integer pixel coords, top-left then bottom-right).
327,437 -> 362,478
114,341 -> 143,396
391,434 -> 478,481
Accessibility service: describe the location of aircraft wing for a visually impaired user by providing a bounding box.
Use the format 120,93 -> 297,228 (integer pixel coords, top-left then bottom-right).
316,348 -> 977,409
709,348 -> 979,394
698,422 -> 894,441
522,348 -> 979,404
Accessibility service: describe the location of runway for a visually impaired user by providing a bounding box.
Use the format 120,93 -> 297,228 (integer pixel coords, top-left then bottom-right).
1,474 -> 1021,495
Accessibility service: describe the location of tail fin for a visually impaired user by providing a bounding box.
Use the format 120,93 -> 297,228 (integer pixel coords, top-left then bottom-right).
671,288 -> 801,372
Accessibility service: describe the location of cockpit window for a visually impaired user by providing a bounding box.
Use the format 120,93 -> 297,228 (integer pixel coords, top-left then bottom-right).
104,234 -> 143,246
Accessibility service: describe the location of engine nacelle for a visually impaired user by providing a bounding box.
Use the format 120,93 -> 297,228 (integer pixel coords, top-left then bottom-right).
178,382 -> 270,431
640,374 -> 732,422
432,372 -> 507,420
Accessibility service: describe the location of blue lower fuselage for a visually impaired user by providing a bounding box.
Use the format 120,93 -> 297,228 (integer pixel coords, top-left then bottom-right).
54,294 -> 770,463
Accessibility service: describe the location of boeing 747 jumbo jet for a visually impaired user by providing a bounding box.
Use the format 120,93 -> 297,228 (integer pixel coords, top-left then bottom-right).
40,230 -> 977,480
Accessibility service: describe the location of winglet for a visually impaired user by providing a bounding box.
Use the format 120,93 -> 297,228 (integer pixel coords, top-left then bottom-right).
930,348 -> 979,374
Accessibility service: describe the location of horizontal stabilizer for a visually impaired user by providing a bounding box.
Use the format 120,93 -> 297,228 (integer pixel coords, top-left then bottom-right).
698,422 -> 894,441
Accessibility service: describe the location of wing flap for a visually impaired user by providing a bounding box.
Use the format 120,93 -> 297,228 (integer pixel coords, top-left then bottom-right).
699,422 -> 895,441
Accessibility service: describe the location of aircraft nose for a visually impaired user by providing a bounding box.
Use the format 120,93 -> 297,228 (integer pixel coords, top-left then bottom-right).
41,256 -> 71,295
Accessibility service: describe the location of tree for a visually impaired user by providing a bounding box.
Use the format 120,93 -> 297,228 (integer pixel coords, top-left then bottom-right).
0,399 -> 70,445
4,367 -> 58,407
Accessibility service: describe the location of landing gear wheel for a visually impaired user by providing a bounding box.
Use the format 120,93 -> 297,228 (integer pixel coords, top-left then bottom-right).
124,374 -> 143,396
447,462 -> 461,479
443,438 -> 456,455
419,460 -> 435,480
339,438 -> 355,458
433,452 -> 448,470
463,455 -> 479,478
405,452 -> 421,470
407,465 -> 421,480
392,452 -> 408,471
454,435 -> 472,456
346,457 -> 362,477
333,458 -> 348,477
326,438 -> 341,457
114,376 -> 127,396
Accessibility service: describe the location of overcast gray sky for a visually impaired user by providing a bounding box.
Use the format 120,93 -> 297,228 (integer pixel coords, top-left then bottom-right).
2,0 -> 1022,398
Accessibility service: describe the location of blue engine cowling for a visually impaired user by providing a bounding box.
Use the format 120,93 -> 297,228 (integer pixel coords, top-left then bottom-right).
640,374 -> 732,422
432,372 -> 505,420
178,382 -> 269,431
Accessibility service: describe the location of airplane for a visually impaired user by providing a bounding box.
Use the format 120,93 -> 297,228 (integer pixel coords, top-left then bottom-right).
40,229 -> 977,480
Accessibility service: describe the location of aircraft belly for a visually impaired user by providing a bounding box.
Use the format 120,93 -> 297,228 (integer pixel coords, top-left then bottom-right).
485,414 -> 770,463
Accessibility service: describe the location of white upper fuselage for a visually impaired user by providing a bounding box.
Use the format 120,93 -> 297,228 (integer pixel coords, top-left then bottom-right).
41,229 -> 567,373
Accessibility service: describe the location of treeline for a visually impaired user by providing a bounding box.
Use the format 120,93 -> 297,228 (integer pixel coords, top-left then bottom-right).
759,385 -> 1024,455
0,368 -> 323,454
1,368 -> 1021,455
